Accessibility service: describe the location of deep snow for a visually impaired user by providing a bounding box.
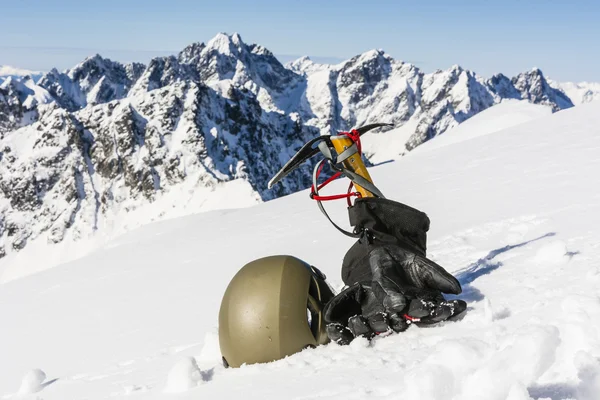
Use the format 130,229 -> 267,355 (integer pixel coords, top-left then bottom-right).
1,102 -> 600,400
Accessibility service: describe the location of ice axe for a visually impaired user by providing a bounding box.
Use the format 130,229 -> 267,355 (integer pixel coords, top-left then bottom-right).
269,123 -> 393,237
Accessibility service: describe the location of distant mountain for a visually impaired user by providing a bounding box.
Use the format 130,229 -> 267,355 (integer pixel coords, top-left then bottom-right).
0,65 -> 44,83
289,53 -> 573,153
0,32 -> 589,259
0,76 -> 53,133
548,80 -> 600,105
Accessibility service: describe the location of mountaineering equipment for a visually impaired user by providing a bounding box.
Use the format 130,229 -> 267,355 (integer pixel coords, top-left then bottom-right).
268,124 -> 467,345
219,255 -> 334,368
324,197 -> 467,344
218,123 -> 467,367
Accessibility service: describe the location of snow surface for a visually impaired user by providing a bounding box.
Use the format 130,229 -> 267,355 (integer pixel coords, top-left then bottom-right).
414,100 -> 553,153
0,177 -> 260,283
362,100 -> 552,163
1,103 -> 600,399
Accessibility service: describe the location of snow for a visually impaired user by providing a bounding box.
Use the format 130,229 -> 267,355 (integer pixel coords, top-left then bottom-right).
17,369 -> 48,395
0,76 -> 53,108
0,177 -> 260,283
361,117 -> 418,162
532,240 -> 569,266
1,93 -> 600,400
163,357 -> 205,393
206,32 -> 238,56
362,100 -> 552,163
414,100 -> 553,153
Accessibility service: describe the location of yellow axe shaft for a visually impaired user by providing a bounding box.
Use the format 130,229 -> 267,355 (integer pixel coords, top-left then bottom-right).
330,136 -> 375,198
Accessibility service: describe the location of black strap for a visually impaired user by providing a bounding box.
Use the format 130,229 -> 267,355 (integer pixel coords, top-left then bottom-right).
312,159 -> 360,238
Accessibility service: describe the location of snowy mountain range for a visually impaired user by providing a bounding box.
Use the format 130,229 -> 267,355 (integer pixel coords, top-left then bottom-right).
0,32 -> 597,260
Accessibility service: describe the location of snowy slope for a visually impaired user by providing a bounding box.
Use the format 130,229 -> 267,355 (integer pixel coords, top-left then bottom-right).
414,99 -> 553,153
363,100 -> 552,163
1,102 -> 600,400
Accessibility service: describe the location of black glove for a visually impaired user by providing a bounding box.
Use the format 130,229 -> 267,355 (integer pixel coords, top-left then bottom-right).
323,198 -> 467,344
324,245 -> 466,344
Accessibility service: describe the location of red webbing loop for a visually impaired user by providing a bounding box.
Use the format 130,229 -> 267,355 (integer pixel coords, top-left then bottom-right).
310,158 -> 360,203
315,171 -> 342,191
346,181 -> 361,207
311,192 -> 358,201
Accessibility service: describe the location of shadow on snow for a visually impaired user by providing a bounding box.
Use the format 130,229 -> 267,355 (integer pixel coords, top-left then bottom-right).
453,232 -> 557,302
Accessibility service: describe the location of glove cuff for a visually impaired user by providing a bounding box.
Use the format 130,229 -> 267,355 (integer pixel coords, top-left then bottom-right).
348,198 -> 430,255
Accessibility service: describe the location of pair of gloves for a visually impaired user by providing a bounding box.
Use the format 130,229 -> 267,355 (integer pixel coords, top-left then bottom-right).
323,198 -> 467,344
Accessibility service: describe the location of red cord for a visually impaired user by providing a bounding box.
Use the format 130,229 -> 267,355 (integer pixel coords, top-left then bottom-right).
310,167 -> 360,201
310,129 -> 363,204
340,129 -> 362,155
403,314 -> 421,322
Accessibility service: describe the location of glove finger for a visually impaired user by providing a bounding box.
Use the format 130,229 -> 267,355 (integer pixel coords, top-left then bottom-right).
408,299 -> 467,325
414,255 -> 462,295
388,313 -> 409,333
407,298 -> 435,318
348,315 -> 375,339
366,313 -> 389,334
418,303 -> 454,324
447,300 -> 468,321
326,323 -> 354,345
323,283 -> 366,325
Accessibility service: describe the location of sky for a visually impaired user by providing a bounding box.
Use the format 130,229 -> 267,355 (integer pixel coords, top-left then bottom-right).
1,0 -> 599,82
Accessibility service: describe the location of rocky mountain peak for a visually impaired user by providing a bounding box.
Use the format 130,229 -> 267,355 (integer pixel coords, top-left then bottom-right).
38,54 -> 145,112
286,56 -> 313,73
337,49 -> 394,104
487,73 -> 521,99
0,76 -> 53,133
512,68 -> 573,111
129,55 -> 189,95
203,32 -> 245,60
178,42 -> 206,65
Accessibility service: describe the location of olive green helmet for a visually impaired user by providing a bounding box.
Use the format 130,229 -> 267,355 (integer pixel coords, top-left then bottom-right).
219,255 -> 335,368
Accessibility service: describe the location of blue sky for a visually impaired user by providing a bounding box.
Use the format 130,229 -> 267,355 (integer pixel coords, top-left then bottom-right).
1,0 -> 598,81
